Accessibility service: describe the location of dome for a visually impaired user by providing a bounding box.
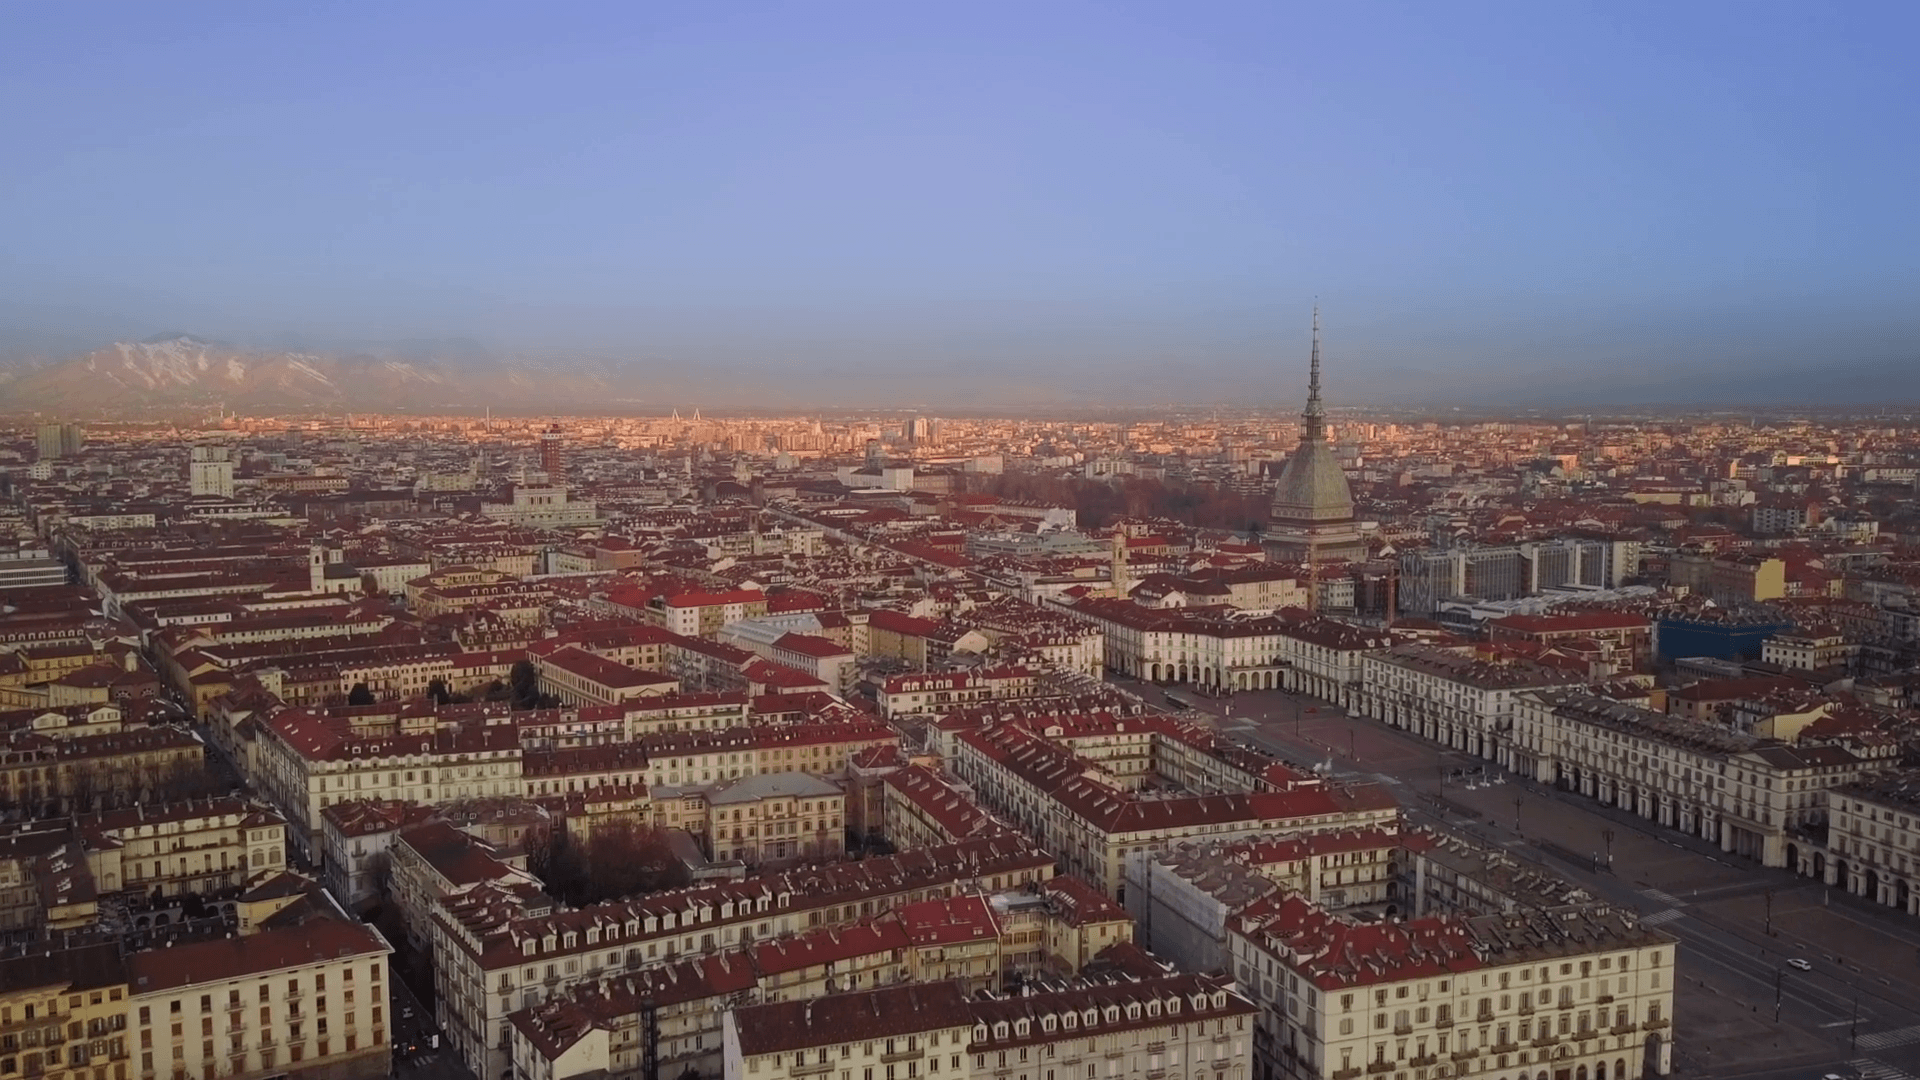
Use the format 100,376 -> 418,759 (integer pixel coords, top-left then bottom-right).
1270,439 -> 1355,524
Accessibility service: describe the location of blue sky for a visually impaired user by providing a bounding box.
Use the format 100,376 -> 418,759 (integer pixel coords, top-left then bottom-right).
3,1 -> 1917,403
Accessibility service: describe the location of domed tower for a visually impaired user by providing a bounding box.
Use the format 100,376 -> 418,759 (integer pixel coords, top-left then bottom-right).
1266,309 -> 1367,564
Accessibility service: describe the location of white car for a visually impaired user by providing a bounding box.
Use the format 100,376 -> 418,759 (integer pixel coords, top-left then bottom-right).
1787,958 -> 1813,971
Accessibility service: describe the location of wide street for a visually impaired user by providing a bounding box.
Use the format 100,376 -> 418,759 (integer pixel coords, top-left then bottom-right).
1114,675 -> 1920,1080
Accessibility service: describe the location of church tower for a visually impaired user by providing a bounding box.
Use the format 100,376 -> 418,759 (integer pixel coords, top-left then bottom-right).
1265,309 -> 1368,565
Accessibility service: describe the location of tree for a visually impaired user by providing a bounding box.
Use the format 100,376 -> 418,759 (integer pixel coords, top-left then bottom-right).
426,677 -> 452,706
508,661 -> 540,708
583,820 -> 689,899
525,823 -> 592,906
527,820 -> 688,905
347,682 -> 376,706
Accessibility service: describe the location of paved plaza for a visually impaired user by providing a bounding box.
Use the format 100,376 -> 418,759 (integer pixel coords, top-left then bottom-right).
1117,676 -> 1920,1080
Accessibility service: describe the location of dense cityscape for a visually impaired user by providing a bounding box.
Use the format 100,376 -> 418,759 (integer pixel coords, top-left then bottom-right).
3,334 -> 1920,1080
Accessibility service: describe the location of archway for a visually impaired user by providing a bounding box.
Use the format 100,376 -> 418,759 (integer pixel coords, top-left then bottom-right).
1642,1033 -> 1664,1078
1786,844 -> 1799,874
1834,859 -> 1849,890
1898,879 -> 1911,911
1813,852 -> 1826,881
1868,869 -> 1882,902
1149,664 -> 1160,682
1614,1060 -> 1626,1080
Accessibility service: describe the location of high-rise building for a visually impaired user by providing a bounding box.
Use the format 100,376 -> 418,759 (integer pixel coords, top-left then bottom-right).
189,444 -> 235,498
539,424 -> 565,482
35,422 -> 84,460
1264,310 -> 1368,564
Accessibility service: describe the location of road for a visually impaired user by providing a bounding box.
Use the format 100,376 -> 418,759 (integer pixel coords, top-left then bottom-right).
1111,675 -> 1920,1080
389,959 -> 475,1080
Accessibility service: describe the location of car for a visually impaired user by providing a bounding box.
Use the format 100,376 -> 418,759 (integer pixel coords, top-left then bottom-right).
1787,958 -> 1813,971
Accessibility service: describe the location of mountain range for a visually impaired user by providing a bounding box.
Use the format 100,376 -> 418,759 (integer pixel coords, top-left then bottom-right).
2,334 -> 1915,416
0,336 -> 675,415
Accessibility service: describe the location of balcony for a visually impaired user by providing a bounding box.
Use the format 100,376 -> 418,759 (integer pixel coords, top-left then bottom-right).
1433,1017 -> 1454,1029
1393,1024 -> 1413,1036
879,1050 -> 923,1064
1408,1055 -> 1439,1068
790,1060 -> 834,1077
1331,1070 -> 1361,1080
1531,1036 -> 1560,1049
1645,1018 -> 1670,1030
1595,995 -> 1614,1005
1450,1050 -> 1479,1063
1516,1003 -> 1534,1016
1610,1023 -> 1638,1036
1365,1063 -> 1394,1076
1489,1043 -> 1519,1056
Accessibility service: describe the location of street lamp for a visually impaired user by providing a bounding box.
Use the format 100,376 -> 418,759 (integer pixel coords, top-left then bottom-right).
1513,794 -> 1523,836
1602,829 -> 1614,871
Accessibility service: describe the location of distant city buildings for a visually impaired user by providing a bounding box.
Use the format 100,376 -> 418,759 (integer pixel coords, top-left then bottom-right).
36,421 -> 84,460
13,383 -> 1920,1080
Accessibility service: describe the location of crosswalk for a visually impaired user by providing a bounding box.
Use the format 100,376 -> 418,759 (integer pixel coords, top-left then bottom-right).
1857,1024 -> 1920,1052
1639,887 -> 1687,908
1638,909 -> 1684,927
1850,1058 -> 1919,1080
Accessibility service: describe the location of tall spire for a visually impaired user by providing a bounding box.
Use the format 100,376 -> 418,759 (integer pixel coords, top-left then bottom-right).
1301,306 -> 1326,442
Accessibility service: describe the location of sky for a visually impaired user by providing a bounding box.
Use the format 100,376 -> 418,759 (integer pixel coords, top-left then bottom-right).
2,1 -> 1918,405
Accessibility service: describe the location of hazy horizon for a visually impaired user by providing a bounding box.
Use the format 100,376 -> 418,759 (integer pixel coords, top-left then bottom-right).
4,1 -> 1918,406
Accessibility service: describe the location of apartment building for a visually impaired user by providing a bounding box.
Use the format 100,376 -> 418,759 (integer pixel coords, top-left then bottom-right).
1510,691 -> 1872,868
71,797 -> 288,899
126,912 -> 392,1080
1813,769 -> 1920,913
0,726 -> 205,814
1484,612 -> 1652,671
1231,893 -> 1676,1080
508,881 -> 1128,1080
1357,645 -> 1588,764
699,773 -> 845,866
874,668 -> 1041,720
251,709 -> 524,859
952,723 -> 1397,900
533,648 -> 678,708
0,942 -> 130,1080
317,800 -> 437,912
1068,601 -> 1398,706
637,723 -> 897,791
723,982 -> 973,1080
881,767 -> 1005,850
651,590 -> 770,638
722,971 -> 1256,1080
430,835 -> 1055,1080
1125,829 -> 1404,974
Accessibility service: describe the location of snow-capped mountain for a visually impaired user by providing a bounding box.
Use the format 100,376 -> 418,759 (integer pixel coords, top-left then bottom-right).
0,336 -> 658,413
